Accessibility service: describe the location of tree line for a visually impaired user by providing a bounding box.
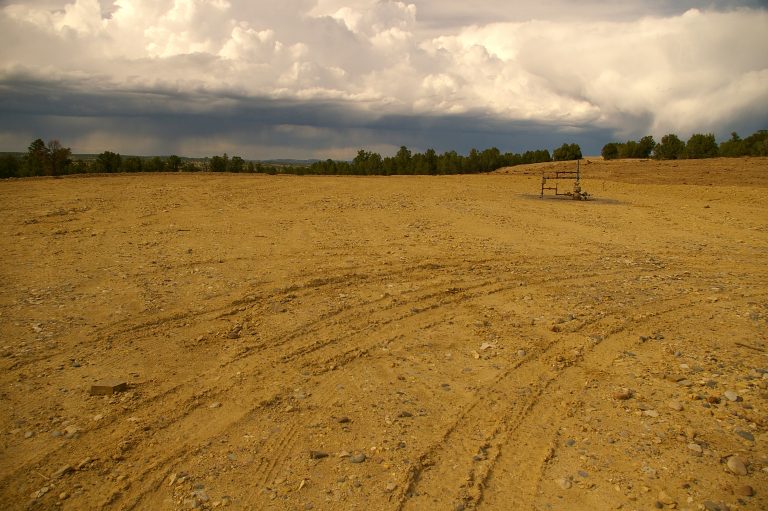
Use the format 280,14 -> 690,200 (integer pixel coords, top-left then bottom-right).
303,146 -> 553,175
1,130 -> 765,179
601,129 -> 768,160
0,140 -> 556,178
0,140 -> 290,178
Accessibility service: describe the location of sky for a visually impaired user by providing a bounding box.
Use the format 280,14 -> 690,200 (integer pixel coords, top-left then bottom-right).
0,0 -> 766,159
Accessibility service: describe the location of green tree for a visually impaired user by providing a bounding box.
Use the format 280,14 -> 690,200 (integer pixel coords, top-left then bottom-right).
637,136 -> 656,158
553,143 -> 582,161
46,140 -> 72,176
653,134 -> 685,160
742,129 -> 768,156
424,148 -> 438,174
122,156 -> 143,172
619,141 -> 637,158
209,154 -> 228,172
70,160 -> 89,174
394,146 -> 412,173
24,138 -> 48,176
229,156 -> 245,173
719,132 -> 745,157
601,143 -> 619,160
182,161 -> 199,172
22,139 -> 72,176
479,147 -> 501,171
167,155 -> 182,172
685,133 -> 718,159
146,156 -> 165,172
0,154 -> 21,178
96,151 -> 122,172
352,150 -> 383,174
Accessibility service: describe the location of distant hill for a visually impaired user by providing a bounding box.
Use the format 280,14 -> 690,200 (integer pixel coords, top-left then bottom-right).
260,158 -> 320,166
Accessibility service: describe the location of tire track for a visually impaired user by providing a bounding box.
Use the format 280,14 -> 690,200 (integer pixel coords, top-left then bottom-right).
395,290 -> 714,511
1,257 -> 710,509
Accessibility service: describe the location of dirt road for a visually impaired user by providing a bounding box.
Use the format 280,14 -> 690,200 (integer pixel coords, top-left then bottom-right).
1,158 -> 766,510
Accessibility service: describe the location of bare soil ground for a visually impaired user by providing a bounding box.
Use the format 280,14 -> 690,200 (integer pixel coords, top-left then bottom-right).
1,157 -> 766,511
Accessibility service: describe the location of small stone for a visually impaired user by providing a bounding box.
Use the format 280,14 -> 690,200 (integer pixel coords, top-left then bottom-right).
687,443 -> 703,455
24,431 -> 34,439
32,486 -> 50,499
349,453 -> 366,463
735,430 -> 754,442
58,492 -> 69,500
397,411 -> 413,418
643,409 -> 659,418
337,417 -> 351,424
93,414 -> 104,422
53,465 -> 74,478
209,402 -> 222,409
89,381 -> 128,396
612,388 -> 633,400
309,451 -> 329,460
577,470 -> 589,478
736,485 -> 754,497
565,438 -> 576,447
707,395 -> 721,404
556,477 -> 572,490
726,455 -> 747,475
517,350 -> 526,357
384,482 -> 397,493
723,390 -> 740,402
703,501 -> 729,511
658,489 -> 675,505
668,400 -> 684,411
184,497 -> 201,509
63,425 -> 79,437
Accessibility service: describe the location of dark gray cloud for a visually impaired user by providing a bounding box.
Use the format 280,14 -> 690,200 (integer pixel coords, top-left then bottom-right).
0,74 -> 617,157
413,0 -> 768,26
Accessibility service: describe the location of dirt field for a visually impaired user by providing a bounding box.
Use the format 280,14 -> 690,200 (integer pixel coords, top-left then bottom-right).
1,157 -> 766,511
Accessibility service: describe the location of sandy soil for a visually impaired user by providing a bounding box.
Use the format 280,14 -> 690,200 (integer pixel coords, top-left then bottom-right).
0,157 -> 766,511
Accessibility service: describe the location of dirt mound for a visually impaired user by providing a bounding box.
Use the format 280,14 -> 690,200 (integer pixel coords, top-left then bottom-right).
498,156 -> 768,187
1,162 -> 766,510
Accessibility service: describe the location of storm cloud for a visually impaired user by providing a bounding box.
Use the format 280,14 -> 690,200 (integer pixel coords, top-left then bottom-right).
0,0 -> 766,158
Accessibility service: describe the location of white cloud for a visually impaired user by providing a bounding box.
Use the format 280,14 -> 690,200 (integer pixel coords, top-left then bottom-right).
0,0 -> 766,153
